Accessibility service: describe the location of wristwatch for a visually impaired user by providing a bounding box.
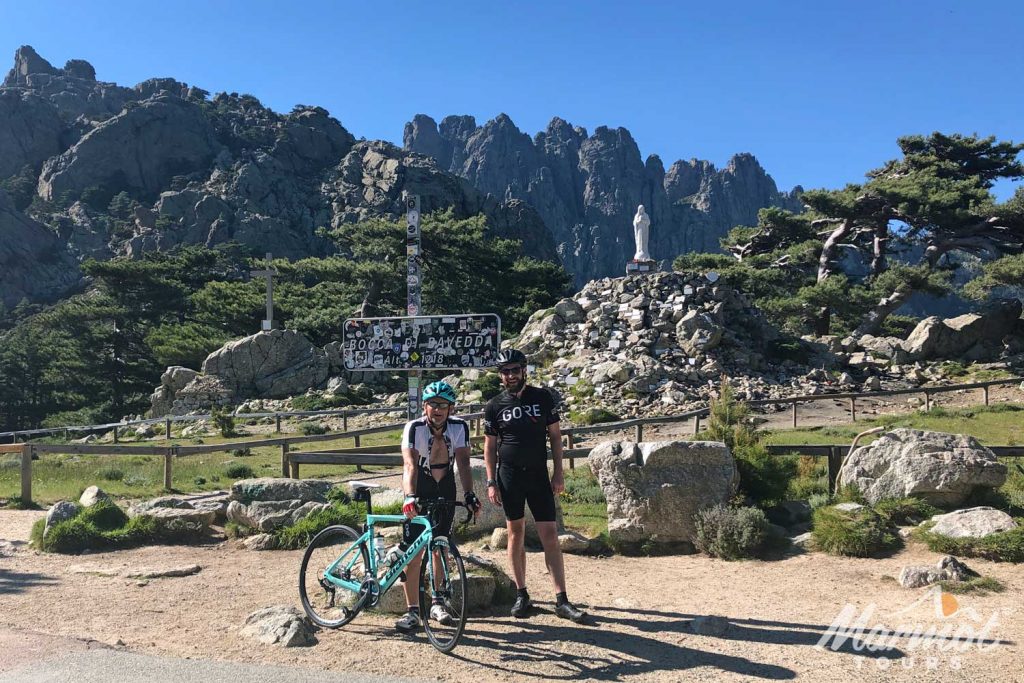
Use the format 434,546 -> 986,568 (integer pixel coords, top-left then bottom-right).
486,479 -> 497,488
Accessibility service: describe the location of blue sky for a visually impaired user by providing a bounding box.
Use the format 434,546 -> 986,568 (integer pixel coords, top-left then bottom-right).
2,0 -> 1022,199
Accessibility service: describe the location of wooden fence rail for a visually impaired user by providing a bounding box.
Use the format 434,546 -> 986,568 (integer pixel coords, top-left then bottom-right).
8,375 -> 1022,505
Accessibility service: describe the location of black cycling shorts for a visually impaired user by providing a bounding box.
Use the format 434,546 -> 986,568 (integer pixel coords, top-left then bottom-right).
405,469 -> 457,544
497,464 -> 557,523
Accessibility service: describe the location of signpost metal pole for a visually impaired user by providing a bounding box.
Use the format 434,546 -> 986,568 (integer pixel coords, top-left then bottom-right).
250,252 -> 276,331
405,193 -> 422,421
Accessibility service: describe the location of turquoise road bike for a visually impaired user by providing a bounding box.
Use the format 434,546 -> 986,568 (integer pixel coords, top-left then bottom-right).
299,483 -> 473,653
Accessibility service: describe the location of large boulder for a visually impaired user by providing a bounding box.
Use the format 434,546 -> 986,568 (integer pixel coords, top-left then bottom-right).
675,310 -> 724,356
901,300 -> 1023,362
926,507 -> 1018,539
202,329 -> 330,399
838,429 -> 1008,506
226,499 -> 331,533
589,440 -> 738,550
230,477 -> 334,504
135,507 -> 216,540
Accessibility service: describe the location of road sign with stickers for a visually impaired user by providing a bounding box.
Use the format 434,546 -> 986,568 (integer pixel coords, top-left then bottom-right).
342,314 -> 502,371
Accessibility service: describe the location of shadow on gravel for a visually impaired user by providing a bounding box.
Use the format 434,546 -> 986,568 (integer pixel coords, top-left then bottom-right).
0,568 -> 57,595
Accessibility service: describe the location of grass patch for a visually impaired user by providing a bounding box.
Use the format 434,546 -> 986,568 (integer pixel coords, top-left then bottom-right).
873,497 -> 940,526
299,422 -> 329,436
224,463 -> 255,479
915,522 -> 1024,563
273,501 -> 402,550
937,576 -> 1006,595
568,408 -> 621,425
811,505 -> 899,557
33,500 -> 162,553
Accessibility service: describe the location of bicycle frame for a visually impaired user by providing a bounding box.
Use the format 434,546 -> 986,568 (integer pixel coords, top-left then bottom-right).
322,512 -> 436,598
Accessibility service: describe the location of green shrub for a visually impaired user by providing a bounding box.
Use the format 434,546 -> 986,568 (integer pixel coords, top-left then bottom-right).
225,463 -> 255,479
300,422 -> 329,436
194,476 -> 207,486
735,444 -> 798,506
937,576 -> 1005,595
274,501 -> 401,550
569,408 -> 621,425
808,493 -> 830,510
326,487 -> 351,505
96,466 -> 125,481
30,518 -> 46,547
80,499 -> 129,531
210,406 -> 236,437
44,516 -> 105,553
466,373 -> 502,401
122,474 -> 150,487
872,497 -> 939,526
562,469 -> 605,504
916,522 -> 1024,563
694,505 -> 770,560
812,505 -> 899,557
231,448 -> 253,457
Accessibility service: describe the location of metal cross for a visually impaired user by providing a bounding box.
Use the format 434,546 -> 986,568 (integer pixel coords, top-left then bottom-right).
250,252 -> 276,331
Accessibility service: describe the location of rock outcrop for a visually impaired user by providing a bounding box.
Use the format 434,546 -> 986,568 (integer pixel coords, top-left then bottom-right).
405,113 -> 803,285
589,440 -> 738,550
202,329 -> 330,400
838,429 -> 1008,506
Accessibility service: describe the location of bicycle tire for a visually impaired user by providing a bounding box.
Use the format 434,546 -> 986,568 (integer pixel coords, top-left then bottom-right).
419,537 -> 467,653
299,524 -> 371,628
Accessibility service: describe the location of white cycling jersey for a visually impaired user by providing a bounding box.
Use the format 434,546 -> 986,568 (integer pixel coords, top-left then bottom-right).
401,417 -> 470,474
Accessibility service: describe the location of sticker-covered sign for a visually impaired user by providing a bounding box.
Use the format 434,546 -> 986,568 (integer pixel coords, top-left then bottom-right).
342,314 -> 501,370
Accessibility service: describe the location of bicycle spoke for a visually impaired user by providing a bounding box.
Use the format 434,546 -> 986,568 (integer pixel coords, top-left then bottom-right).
299,525 -> 370,628
419,539 -> 467,653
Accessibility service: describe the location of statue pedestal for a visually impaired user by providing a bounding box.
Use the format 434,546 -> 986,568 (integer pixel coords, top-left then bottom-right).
626,259 -> 656,275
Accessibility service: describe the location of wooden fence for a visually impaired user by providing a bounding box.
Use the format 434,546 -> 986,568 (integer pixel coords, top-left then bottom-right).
7,376 -> 1022,505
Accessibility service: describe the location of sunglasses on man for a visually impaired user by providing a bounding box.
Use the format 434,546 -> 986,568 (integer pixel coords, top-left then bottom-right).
498,366 -> 523,376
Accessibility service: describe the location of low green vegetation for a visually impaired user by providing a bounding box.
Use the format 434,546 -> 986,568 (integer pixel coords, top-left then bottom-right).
937,576 -> 1006,595
30,499 -> 174,553
568,408 -> 621,426
915,521 -> 1024,563
693,505 -> 772,560
872,497 -> 939,526
559,467 -> 607,537
811,505 -> 900,557
273,500 -> 402,550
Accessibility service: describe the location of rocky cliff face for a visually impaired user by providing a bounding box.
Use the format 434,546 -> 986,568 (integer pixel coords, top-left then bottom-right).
405,114 -> 803,286
0,46 -> 554,306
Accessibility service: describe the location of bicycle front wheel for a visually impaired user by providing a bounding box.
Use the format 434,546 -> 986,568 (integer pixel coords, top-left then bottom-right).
419,537 -> 467,653
299,524 -> 371,628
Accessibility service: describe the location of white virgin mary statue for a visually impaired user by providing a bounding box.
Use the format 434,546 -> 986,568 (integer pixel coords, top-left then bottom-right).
632,204 -> 651,261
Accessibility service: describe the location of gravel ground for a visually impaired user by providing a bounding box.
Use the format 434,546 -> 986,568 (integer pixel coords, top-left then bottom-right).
1,510 -> 1022,682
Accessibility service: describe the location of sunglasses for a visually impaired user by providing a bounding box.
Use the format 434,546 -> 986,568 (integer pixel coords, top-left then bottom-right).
498,366 -> 523,376
425,401 -> 452,409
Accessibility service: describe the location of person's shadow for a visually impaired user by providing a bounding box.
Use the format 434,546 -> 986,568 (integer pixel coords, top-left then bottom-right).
0,567 -> 57,595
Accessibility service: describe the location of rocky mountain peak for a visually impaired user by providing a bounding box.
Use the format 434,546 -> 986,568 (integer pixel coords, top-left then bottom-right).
3,45 -> 98,87
405,113 -> 803,286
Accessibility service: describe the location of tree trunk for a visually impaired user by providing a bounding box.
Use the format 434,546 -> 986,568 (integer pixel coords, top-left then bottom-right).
870,223 -> 888,276
849,286 -> 913,339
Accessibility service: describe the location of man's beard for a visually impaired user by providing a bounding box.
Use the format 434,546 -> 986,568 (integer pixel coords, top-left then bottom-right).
502,377 -> 526,394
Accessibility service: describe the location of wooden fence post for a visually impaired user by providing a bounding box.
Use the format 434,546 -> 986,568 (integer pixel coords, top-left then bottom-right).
165,418 -> 172,439
342,412 -> 348,432
827,447 -> 844,495
281,443 -> 290,477
290,458 -> 300,480
983,386 -> 990,406
354,435 -> 361,448
113,427 -> 119,443
635,424 -> 643,442
163,448 -> 173,491
276,414 -> 282,433
692,415 -> 701,435
924,391 -> 931,411
21,445 -> 32,505
792,402 -> 798,429
567,432 -> 575,470
850,397 -> 857,423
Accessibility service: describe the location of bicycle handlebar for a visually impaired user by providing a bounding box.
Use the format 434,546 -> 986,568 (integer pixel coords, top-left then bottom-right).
412,497 -> 477,525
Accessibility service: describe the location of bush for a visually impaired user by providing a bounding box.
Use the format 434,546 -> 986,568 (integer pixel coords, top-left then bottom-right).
122,474 -> 150,487
274,501 -> 401,550
916,523 -> 1024,563
210,406 -> 236,437
326,487 -> 351,505
694,505 -> 770,560
81,499 -> 129,531
812,505 -> 899,557
194,477 -> 207,486
872,497 -> 939,526
299,422 -> 329,436
562,469 -> 605,504
231,448 -> 253,457
937,576 -> 1005,595
466,373 -> 502,401
44,516 -> 105,553
225,463 -> 255,479
808,493 -> 830,510
569,408 -> 621,425
734,444 -> 798,506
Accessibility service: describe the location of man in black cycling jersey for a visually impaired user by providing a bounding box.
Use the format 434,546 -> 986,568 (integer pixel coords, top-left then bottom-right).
395,381 -> 481,633
483,349 -> 586,623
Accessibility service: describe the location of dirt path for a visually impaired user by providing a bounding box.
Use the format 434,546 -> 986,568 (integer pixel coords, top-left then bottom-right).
1,510 -> 1022,682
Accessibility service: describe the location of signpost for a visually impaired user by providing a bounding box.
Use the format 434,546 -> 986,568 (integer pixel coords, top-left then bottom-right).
406,194 -> 422,419
250,252 -> 277,331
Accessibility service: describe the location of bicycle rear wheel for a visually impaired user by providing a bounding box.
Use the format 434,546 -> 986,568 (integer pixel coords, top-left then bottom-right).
419,537 -> 467,653
299,524 -> 371,628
